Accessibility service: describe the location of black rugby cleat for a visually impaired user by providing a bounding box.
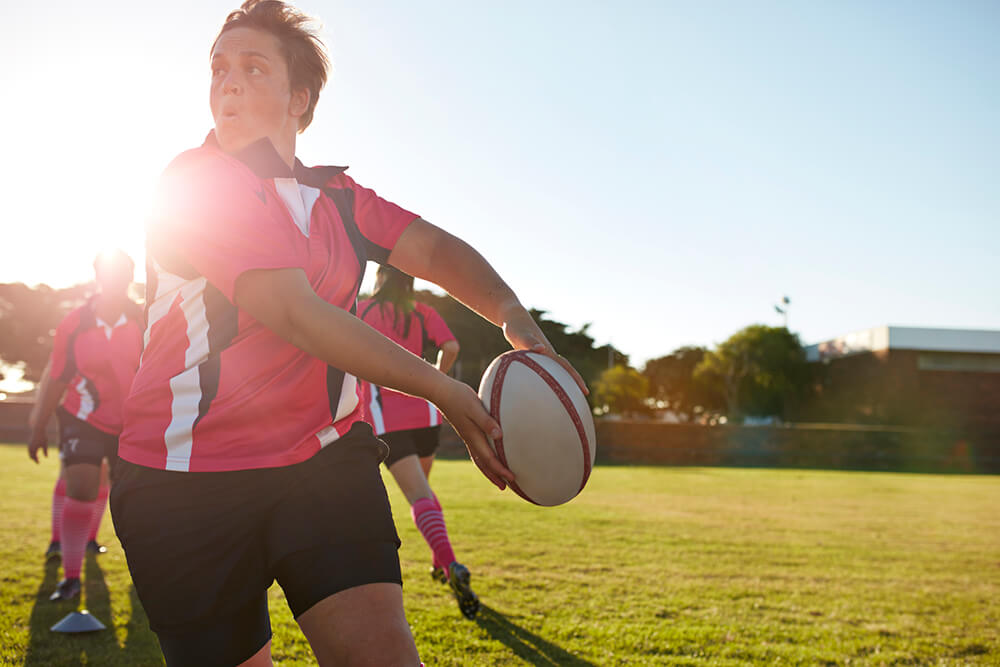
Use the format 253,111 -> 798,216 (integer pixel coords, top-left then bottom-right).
49,577 -> 81,602
447,562 -> 480,620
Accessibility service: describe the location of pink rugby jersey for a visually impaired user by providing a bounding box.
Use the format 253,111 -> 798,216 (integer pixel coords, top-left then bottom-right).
118,132 -> 417,472
359,300 -> 456,434
49,297 -> 144,435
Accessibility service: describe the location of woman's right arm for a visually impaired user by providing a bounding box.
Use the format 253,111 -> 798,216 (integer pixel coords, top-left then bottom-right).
27,360 -> 68,463
234,267 -> 514,489
435,340 -> 459,375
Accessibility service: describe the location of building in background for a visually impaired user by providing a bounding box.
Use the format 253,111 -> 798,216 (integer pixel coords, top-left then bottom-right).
804,326 -> 1000,431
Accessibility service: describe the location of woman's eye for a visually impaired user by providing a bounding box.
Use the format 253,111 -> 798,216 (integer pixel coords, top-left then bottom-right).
247,65 -> 262,75
212,67 -> 226,77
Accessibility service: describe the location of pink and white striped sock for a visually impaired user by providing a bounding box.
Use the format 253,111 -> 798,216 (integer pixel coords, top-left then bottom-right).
88,484 -> 109,542
61,498 -> 92,579
411,496 -> 456,574
51,478 -> 67,543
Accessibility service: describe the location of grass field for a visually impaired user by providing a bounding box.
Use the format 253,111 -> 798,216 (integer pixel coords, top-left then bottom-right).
1,444 -> 998,666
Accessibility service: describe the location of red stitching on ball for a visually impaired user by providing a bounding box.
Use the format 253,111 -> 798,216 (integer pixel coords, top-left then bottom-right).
488,352 -> 536,504
488,350 -> 591,503
513,353 -> 592,493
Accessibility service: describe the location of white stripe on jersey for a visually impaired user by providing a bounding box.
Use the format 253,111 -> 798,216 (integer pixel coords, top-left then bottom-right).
427,400 -> 439,427
144,258 -> 188,350
369,386 -> 386,435
162,277 -> 212,472
274,178 -> 321,237
336,374 -> 360,424
315,422 -> 341,448
74,377 -> 95,422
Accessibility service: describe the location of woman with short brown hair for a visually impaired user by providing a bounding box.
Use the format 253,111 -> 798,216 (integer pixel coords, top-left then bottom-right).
112,2 -> 585,665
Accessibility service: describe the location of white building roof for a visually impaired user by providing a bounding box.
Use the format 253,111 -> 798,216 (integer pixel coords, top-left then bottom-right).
806,326 -> 1000,362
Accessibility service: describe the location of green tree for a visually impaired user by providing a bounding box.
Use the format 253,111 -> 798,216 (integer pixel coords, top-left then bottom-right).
0,282 -> 93,383
592,365 -> 650,417
406,290 -> 624,393
693,325 -> 809,420
642,346 -> 717,421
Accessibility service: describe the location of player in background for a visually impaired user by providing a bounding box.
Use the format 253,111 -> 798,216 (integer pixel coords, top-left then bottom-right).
359,265 -> 478,619
29,361 -> 113,563
27,249 -> 144,602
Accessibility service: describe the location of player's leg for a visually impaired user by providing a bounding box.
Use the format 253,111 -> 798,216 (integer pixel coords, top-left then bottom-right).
238,641 -> 274,667
51,461 -> 100,600
385,429 -> 479,618
296,583 -> 418,665
46,461 -> 66,561
383,432 -> 454,572
271,422 -> 418,663
86,457 -> 111,554
111,459 -> 276,666
419,453 -> 435,479
416,425 -> 441,479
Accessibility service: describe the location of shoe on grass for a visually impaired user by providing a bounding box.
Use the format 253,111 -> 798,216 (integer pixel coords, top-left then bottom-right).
446,562 -> 480,620
49,577 -> 81,602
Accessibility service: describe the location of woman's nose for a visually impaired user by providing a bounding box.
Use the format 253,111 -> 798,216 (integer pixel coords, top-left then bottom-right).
222,72 -> 242,95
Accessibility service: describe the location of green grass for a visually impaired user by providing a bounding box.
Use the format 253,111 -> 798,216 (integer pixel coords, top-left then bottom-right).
1,444 -> 998,665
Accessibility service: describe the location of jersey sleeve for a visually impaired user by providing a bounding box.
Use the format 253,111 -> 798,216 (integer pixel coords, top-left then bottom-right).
337,174 -> 418,263
49,309 -> 80,383
148,150 -> 305,302
419,304 -> 456,347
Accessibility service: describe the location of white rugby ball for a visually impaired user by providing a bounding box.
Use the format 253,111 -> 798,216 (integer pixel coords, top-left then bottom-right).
478,350 -> 597,506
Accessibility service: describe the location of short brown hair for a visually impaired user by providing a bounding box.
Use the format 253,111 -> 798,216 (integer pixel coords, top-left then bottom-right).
213,0 -> 329,132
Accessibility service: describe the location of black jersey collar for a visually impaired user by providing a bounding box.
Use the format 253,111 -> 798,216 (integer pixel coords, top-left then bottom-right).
203,131 -> 347,188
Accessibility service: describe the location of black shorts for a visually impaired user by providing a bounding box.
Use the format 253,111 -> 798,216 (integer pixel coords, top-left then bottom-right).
110,422 -> 402,667
380,425 -> 442,467
57,407 -> 119,468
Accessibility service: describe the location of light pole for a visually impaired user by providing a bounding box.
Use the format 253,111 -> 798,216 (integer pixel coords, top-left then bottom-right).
774,295 -> 790,329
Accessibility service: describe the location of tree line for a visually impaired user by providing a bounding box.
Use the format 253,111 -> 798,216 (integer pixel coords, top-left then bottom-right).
0,281 -> 627,392
594,325 -> 812,423
1,281 -> 810,423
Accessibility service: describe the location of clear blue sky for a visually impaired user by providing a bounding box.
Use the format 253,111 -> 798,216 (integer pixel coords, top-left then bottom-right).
1,0 -> 997,365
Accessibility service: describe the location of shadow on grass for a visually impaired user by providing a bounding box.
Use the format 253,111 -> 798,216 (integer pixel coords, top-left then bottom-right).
474,604 -> 596,666
24,553 -> 163,666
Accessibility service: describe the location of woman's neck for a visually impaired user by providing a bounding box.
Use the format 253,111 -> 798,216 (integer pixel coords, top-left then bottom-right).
94,292 -> 128,324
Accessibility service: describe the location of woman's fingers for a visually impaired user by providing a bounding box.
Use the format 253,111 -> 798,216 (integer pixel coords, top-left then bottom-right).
440,381 -> 514,490
504,319 -> 590,397
529,342 -> 590,397
460,413 -> 513,486
27,435 -> 47,463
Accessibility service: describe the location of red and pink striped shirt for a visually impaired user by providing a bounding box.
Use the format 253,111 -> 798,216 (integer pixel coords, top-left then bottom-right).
358,300 -> 456,434
50,297 -> 144,435
119,133 -> 417,472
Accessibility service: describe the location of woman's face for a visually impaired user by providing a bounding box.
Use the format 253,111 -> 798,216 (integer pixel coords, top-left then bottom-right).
95,260 -> 133,298
209,27 -> 307,155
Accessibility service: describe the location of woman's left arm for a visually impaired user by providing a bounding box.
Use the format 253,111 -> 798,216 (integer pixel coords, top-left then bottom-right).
388,218 -> 587,394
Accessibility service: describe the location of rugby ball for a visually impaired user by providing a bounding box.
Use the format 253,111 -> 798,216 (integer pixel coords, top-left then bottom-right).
478,350 -> 597,506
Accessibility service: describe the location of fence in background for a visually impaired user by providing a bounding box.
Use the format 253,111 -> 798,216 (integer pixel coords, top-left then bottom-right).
4,399 -> 997,474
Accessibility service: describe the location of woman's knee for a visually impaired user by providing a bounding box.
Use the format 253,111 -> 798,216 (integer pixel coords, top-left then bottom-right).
63,463 -> 101,500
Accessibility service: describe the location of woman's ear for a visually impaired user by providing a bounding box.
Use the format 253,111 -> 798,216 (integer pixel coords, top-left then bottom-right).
290,87 -> 311,121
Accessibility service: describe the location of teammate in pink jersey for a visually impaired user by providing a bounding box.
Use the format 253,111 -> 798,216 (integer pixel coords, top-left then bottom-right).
359,265 -> 479,619
27,249 -> 144,602
112,2 -> 586,665
29,362 -> 113,564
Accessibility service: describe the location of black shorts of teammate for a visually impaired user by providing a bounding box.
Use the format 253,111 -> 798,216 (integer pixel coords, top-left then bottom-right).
380,425 -> 442,467
110,422 -> 402,667
57,407 -> 119,469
